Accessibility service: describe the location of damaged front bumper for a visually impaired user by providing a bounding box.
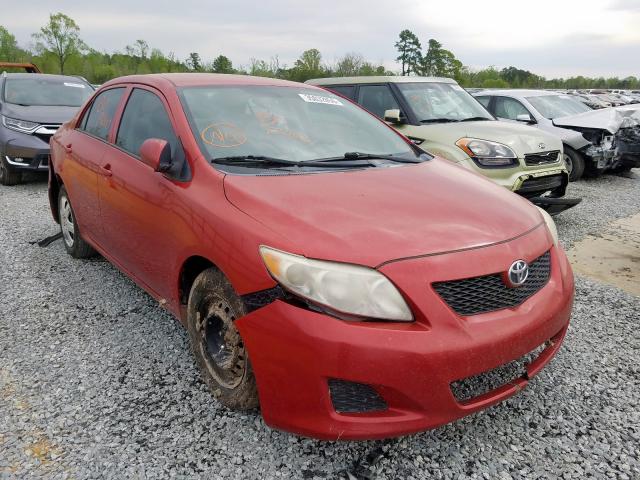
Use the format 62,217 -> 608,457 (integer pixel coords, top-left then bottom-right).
513,169 -> 581,215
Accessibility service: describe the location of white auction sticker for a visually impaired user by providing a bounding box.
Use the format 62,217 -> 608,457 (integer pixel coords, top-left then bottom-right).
64,82 -> 86,88
298,93 -> 343,105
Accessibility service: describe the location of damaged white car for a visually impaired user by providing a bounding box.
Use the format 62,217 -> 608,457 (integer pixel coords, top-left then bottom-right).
475,90 -> 640,180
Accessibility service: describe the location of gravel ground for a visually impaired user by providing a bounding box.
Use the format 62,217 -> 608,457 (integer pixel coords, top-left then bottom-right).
1,172 -> 639,480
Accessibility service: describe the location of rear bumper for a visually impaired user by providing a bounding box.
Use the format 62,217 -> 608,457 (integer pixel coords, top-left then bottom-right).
236,236 -> 574,440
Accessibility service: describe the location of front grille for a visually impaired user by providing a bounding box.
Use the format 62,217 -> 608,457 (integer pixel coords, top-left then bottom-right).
328,379 -> 387,414
450,341 -> 550,403
433,251 -> 551,316
524,150 -> 560,166
517,174 -> 564,197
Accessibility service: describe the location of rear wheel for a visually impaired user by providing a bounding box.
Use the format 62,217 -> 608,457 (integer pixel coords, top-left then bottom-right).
0,156 -> 22,186
187,268 -> 259,410
58,186 -> 96,258
563,147 -> 585,181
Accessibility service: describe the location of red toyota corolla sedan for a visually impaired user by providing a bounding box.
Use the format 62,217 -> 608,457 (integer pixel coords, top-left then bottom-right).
49,74 -> 574,440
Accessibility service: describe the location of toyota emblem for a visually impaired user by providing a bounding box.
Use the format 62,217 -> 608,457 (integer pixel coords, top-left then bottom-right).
506,260 -> 529,288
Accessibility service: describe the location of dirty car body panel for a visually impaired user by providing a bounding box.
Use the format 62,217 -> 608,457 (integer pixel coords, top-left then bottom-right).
49,73 -> 574,440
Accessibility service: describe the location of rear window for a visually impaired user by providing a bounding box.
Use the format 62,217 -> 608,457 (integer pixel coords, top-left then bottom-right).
325,85 -> 356,100
3,76 -> 93,107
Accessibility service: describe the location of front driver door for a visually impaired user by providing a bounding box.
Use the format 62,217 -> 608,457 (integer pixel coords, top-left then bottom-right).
97,86 -> 189,305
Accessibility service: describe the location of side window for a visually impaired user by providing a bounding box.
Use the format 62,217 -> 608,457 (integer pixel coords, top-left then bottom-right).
356,85 -> 401,118
116,88 -> 178,157
475,96 -> 491,109
80,88 -> 125,140
494,97 -> 530,120
326,85 -> 355,100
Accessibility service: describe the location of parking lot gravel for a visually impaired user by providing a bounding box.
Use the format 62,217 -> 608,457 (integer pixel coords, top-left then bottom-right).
1,172 -> 639,479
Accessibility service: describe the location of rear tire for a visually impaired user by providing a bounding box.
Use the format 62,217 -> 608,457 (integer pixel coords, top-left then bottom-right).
58,185 -> 96,258
187,268 -> 259,410
563,147 -> 585,182
0,156 -> 22,186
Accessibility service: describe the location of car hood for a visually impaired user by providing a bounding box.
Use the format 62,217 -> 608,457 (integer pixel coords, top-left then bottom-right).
1,103 -> 81,124
415,120 -> 561,154
553,107 -> 640,134
223,158 -> 544,267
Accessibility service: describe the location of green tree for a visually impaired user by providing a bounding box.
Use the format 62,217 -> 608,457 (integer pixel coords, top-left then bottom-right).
187,52 -> 202,71
0,26 -> 24,62
32,13 -> 87,73
212,55 -> 234,73
395,29 -> 422,76
289,49 -> 324,81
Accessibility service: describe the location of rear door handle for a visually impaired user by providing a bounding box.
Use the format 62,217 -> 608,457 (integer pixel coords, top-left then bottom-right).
65,143 -> 72,153
99,163 -> 112,177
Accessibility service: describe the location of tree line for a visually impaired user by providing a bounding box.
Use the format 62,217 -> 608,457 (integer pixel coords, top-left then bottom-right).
1,13 -> 638,90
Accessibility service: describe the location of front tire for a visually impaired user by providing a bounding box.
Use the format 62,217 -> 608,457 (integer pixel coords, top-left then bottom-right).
187,268 -> 259,410
0,156 -> 22,186
564,147 -> 585,182
58,186 -> 96,258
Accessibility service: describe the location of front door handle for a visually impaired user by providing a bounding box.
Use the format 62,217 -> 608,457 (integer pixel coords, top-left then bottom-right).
99,163 -> 112,177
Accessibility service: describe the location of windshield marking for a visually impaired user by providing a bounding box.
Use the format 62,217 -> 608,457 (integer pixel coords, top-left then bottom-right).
298,93 -> 343,105
201,123 -> 247,147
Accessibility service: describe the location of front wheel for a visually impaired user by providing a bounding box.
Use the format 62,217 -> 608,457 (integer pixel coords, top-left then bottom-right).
187,268 -> 259,410
58,186 -> 96,258
563,147 -> 585,181
0,156 -> 22,186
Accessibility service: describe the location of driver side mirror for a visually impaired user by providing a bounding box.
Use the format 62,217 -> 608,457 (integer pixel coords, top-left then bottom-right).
516,113 -> 535,124
384,109 -> 405,125
139,138 -> 172,172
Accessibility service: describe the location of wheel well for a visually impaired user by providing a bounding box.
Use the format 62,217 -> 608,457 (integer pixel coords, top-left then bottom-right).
179,256 -> 217,305
49,173 -> 64,223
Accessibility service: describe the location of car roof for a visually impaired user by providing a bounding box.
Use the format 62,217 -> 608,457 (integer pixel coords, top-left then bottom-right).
102,73 -> 318,90
474,89 -> 561,98
2,72 -> 89,83
306,76 -> 458,86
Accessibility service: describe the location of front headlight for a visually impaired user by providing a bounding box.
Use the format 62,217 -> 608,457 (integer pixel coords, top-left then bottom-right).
259,246 -> 413,321
455,138 -> 518,167
2,115 -> 40,134
537,207 -> 558,246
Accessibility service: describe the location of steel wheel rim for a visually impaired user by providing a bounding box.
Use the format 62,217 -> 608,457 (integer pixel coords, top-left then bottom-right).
196,295 -> 246,390
60,195 -> 75,247
563,153 -> 573,176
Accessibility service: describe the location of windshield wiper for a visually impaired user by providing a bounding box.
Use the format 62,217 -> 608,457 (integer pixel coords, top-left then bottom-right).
211,155 -> 300,166
211,155 -> 370,169
310,152 -> 424,164
419,118 -> 459,124
459,116 -> 492,122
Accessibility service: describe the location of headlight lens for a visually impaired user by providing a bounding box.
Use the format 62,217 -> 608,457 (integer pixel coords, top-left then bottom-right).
2,116 -> 40,133
537,207 -> 558,246
456,138 -> 518,167
259,246 -> 413,321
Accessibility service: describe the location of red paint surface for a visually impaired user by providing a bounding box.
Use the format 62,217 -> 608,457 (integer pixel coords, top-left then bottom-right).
50,74 -> 575,440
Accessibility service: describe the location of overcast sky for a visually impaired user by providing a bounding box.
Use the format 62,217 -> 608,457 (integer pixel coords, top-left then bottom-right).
3,0 -> 640,78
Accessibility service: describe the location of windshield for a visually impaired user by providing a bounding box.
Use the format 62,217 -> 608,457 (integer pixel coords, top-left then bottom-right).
179,86 -> 417,164
3,77 -> 93,107
397,82 -> 493,122
526,95 -> 592,119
